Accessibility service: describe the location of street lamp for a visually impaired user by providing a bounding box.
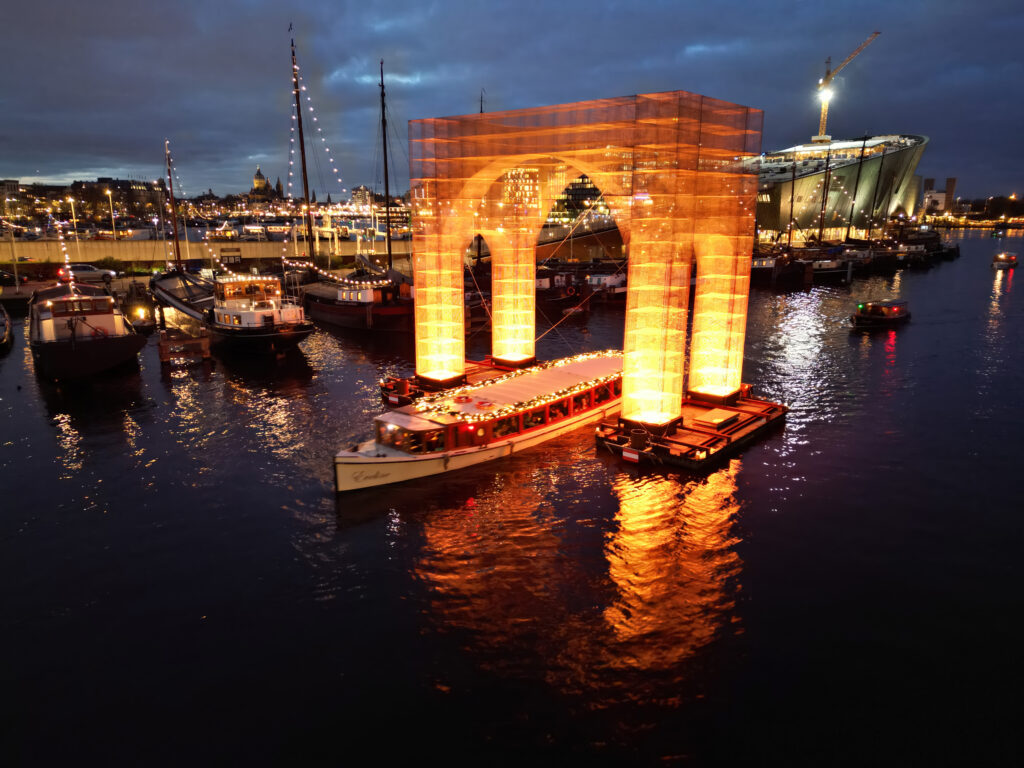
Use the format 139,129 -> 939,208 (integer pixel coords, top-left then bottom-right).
105,189 -> 116,241
66,197 -> 83,261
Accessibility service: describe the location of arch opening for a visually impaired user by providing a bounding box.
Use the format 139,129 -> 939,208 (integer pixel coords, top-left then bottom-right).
410,91 -> 761,426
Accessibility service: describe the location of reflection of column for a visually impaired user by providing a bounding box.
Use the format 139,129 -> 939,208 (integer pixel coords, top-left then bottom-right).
603,461 -> 742,670
412,448 -> 744,695
689,234 -> 751,398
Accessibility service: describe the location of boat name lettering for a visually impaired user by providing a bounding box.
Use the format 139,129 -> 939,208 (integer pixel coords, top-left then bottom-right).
352,469 -> 391,482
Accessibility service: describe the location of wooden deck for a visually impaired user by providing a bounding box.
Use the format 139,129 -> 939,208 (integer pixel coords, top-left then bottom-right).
596,394 -> 787,471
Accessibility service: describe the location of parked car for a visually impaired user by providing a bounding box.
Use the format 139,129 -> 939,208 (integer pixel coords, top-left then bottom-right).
0,268 -> 29,287
58,263 -> 118,283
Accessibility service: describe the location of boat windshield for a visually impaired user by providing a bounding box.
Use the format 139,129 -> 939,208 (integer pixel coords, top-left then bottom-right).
376,422 -> 447,454
216,279 -> 282,305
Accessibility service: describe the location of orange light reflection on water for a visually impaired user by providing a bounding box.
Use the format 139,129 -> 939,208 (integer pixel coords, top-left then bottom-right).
412,446 -> 744,705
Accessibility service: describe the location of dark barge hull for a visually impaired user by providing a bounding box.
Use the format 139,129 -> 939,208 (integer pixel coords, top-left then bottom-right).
207,322 -> 315,354
304,293 -> 413,331
30,334 -> 147,380
596,394 -> 787,472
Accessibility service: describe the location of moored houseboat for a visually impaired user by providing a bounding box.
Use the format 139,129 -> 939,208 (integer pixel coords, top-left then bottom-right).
151,271 -> 314,353
301,269 -> 414,331
28,283 -> 147,379
335,351 -> 623,492
206,274 -> 314,352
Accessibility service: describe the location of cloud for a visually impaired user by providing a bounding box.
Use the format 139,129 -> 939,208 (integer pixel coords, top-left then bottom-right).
1,0 -> 1021,197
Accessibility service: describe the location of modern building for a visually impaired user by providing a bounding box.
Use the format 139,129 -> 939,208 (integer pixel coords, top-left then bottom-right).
923,177 -> 957,214
753,134 -> 927,243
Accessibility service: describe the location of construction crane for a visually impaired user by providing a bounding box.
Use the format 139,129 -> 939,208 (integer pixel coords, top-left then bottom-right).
815,31 -> 880,141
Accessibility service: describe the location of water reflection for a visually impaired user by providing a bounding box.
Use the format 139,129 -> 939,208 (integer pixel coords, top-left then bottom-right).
412,451 -> 743,714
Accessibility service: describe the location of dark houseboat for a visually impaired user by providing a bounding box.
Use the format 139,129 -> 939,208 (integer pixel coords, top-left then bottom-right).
28,283 -> 147,379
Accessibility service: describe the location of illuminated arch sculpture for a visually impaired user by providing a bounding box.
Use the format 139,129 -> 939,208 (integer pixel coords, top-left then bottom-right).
410,91 -> 761,426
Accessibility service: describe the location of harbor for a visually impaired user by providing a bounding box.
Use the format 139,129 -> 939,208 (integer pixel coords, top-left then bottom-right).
4,0 -> 1024,762
1,231 -> 1020,763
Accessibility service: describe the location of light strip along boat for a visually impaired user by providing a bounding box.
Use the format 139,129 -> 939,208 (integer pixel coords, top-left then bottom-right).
334,350 -> 623,492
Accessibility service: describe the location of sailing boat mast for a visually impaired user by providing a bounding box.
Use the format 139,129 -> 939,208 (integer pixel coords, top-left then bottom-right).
291,37 -> 315,259
380,60 -> 393,272
165,140 -> 183,271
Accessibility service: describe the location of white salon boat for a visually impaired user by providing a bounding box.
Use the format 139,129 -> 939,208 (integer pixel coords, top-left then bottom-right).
335,351 -> 623,491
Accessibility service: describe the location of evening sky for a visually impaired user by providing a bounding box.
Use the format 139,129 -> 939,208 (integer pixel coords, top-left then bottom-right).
3,0 -> 1021,200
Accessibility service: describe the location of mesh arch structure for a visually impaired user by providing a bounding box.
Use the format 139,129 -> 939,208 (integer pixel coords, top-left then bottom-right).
410,90 -> 762,427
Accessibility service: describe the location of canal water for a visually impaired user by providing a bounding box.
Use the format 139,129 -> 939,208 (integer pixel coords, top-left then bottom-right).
1,233 -> 1020,765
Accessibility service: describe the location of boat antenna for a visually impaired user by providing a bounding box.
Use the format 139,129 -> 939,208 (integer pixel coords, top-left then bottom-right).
165,140 -> 184,272
291,36 -> 315,263
480,87 -> 486,114
380,59 -> 393,272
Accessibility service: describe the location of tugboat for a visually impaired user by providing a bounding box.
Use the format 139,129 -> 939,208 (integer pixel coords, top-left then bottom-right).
992,252 -> 1018,270
28,282 -> 147,379
335,351 -> 623,491
850,299 -> 911,328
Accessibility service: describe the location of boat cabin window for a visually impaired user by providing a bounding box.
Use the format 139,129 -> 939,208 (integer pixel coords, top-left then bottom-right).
594,384 -> 612,405
573,391 -> 590,412
52,298 -> 112,317
548,398 -> 569,421
216,280 -> 282,305
523,408 -> 547,430
376,423 -> 447,454
493,415 -> 519,437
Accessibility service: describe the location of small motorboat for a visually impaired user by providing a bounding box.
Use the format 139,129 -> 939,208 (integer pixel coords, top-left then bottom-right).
850,299 -> 911,328
992,252 -> 1018,270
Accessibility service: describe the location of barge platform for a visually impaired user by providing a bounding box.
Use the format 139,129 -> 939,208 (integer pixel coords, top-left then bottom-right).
596,392 -> 787,471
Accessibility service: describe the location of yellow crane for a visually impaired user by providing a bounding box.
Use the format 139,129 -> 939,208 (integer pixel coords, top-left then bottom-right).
816,31 -> 880,140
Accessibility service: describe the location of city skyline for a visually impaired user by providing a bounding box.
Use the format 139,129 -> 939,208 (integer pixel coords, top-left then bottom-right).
3,1 -> 1023,200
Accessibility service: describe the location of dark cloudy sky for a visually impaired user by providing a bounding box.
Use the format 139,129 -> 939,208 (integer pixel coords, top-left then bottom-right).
3,0 -> 1022,200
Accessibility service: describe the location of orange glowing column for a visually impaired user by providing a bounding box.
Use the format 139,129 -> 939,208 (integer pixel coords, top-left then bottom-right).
620,218 -> 692,427
688,234 -> 751,399
413,214 -> 465,384
490,229 -> 536,365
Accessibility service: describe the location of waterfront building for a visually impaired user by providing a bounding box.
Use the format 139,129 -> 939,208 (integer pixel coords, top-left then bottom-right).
247,166 -> 281,208
754,134 -> 927,243
350,185 -> 372,206
923,177 -> 958,214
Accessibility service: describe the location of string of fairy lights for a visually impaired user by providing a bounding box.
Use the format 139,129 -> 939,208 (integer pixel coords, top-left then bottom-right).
409,350 -> 622,424
280,257 -> 392,288
288,60 -> 345,202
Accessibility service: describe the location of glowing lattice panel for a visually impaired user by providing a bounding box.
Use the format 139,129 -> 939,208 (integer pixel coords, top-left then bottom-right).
689,234 -> 751,398
410,91 -> 761,409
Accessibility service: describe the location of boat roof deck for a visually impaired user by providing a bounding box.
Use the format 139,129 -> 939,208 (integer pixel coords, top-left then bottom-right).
379,352 -> 623,429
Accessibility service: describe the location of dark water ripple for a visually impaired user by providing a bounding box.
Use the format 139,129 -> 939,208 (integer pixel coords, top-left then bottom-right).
1,233 -> 1021,765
